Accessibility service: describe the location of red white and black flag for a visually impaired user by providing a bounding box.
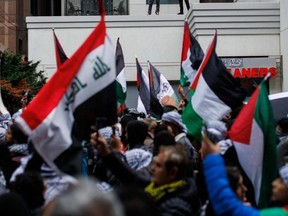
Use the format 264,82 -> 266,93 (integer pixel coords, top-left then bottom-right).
16,9 -> 117,176
115,38 -> 127,114
148,61 -> 164,119
52,29 -> 69,68
136,57 -> 150,115
180,20 -> 204,87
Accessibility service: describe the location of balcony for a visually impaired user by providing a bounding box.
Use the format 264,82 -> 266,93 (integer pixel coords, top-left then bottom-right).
65,0 -> 129,16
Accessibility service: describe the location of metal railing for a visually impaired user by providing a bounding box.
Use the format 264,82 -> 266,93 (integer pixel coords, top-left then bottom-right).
66,0 -> 129,16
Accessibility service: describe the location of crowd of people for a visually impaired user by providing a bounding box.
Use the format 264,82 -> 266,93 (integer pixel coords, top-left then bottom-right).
0,87 -> 287,216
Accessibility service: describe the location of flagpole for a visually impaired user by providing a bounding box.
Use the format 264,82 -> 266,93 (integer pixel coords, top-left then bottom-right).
263,72 -> 272,81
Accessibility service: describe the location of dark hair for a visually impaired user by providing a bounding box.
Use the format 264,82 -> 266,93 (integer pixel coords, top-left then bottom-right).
12,171 -> 45,209
226,166 -> 242,192
0,192 -> 30,216
154,124 -> 169,136
126,120 -> 148,148
153,131 -> 175,155
116,186 -> 159,216
161,145 -> 189,180
277,117 -> 288,134
10,123 -> 28,144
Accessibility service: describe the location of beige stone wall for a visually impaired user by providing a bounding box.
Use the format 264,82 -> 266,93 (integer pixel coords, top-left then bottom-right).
0,0 -> 17,52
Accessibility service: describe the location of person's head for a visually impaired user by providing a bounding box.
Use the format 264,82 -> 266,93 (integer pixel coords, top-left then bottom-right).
0,192 -> 30,216
151,145 -> 189,186
226,166 -> 247,202
153,131 -> 175,156
143,118 -> 158,137
161,111 -> 187,136
12,171 -> 46,210
5,123 -> 28,144
115,186 -> 159,216
154,123 -> 171,136
126,120 -> 148,148
276,118 -> 288,143
271,165 -> 288,204
47,178 -> 124,216
276,117 -> 288,133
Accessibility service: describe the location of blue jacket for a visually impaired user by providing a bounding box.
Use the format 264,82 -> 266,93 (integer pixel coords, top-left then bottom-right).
203,154 -> 288,216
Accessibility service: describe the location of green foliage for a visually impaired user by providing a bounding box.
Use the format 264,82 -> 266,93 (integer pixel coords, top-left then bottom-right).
0,51 -> 47,114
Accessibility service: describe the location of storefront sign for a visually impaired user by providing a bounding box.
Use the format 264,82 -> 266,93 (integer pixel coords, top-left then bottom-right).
221,57 -> 277,78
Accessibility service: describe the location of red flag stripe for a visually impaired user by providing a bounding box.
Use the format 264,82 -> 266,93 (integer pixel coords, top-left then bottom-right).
181,21 -> 191,62
190,31 -> 217,90
228,86 -> 260,144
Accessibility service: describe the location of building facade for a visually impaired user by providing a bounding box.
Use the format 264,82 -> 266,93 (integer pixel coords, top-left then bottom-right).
2,0 -> 287,107
0,0 -> 30,53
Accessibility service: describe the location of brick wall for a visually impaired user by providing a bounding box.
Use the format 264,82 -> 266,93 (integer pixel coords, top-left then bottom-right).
0,0 -> 29,54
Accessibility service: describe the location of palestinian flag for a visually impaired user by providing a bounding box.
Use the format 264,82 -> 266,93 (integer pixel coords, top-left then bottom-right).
228,76 -> 278,208
16,11 -> 117,176
148,61 -> 179,118
53,29 -> 69,68
115,38 -> 127,113
136,57 -> 150,115
182,32 -> 246,141
180,20 -> 204,87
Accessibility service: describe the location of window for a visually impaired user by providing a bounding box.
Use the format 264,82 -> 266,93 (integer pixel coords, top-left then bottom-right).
66,0 -> 129,16
200,0 -> 234,2
146,0 -> 178,4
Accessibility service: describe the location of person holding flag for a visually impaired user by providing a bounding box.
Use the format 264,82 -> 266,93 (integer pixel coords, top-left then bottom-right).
181,31 -> 246,142
15,0 -> 117,177
201,133 -> 288,216
200,75 -> 287,215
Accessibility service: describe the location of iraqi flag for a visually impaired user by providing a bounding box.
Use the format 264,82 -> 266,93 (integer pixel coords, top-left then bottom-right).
115,38 -> 127,113
180,20 -> 204,87
15,12 -> 117,176
182,32 -> 246,141
136,57 -> 150,115
228,76 -> 278,208
53,29 -> 69,68
148,61 -> 178,119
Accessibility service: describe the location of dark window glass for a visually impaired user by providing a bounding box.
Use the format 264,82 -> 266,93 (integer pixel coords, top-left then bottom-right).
146,0 -> 178,4
200,0 -> 234,2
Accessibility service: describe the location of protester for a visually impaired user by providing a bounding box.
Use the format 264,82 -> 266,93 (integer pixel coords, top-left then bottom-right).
137,130 -> 176,180
277,136 -> 288,168
43,178 -> 124,216
0,192 -> 30,216
143,117 -> 158,148
124,120 -> 153,170
147,0 -> 160,15
275,117 -> 288,144
115,186 -> 159,216
0,112 -> 12,138
201,166 -> 249,216
12,171 -> 46,216
161,110 -> 197,162
12,90 -> 32,122
178,0 -> 190,15
0,123 -> 29,189
92,125 -> 127,186
90,132 -> 201,216
119,108 -> 145,147
201,133 -> 288,216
